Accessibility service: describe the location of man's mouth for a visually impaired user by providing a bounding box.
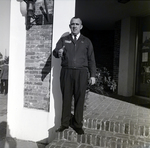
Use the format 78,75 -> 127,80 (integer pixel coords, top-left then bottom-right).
73,29 -> 77,32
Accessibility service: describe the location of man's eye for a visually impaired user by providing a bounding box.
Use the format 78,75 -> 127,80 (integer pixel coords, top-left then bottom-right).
71,23 -> 79,25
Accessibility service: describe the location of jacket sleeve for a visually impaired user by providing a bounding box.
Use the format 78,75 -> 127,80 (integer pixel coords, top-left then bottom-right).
87,39 -> 96,77
53,37 -> 63,58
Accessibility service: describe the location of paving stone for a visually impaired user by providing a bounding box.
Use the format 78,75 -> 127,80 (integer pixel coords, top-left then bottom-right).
62,141 -> 79,147
86,145 -> 93,148
78,144 -> 87,148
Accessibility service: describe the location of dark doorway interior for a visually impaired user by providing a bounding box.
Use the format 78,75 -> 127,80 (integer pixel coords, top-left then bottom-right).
75,0 -> 118,77
81,28 -> 115,75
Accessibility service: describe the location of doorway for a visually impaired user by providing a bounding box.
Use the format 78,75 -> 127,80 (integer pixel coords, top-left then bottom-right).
75,0 -> 150,97
135,15 -> 150,98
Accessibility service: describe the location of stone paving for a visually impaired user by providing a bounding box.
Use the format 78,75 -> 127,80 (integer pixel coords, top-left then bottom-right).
84,92 -> 150,127
46,92 -> 150,148
1,92 -> 150,148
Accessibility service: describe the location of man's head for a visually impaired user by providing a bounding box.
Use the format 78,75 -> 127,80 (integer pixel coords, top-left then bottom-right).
69,17 -> 83,35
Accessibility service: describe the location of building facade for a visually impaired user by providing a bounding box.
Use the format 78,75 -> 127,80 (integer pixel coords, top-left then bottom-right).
6,0 -> 150,144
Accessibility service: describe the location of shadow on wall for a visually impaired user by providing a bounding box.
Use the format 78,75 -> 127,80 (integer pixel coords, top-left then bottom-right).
38,53 -> 52,146
0,121 -> 17,148
41,54 -> 52,82
39,46 -> 61,144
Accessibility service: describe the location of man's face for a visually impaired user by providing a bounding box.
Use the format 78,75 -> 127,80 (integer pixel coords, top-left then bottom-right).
69,18 -> 83,35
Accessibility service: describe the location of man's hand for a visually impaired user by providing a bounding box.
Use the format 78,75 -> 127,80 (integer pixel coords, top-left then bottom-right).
58,46 -> 65,58
89,77 -> 96,85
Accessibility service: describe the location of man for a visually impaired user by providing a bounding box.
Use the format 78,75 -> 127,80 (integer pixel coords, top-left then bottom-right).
53,17 -> 96,135
0,57 -> 9,95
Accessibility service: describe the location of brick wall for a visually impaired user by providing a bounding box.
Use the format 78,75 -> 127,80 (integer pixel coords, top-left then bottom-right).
24,0 -> 53,112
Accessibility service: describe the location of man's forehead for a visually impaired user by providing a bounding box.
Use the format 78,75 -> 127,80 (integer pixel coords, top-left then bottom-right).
70,18 -> 82,24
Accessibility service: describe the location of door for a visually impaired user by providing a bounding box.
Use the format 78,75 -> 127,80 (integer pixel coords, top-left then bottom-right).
135,15 -> 150,98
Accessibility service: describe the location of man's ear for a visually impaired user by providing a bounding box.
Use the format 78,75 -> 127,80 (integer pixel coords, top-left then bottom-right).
80,25 -> 83,30
69,24 -> 71,29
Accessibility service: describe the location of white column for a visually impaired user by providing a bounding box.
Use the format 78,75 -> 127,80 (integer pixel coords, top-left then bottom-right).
7,0 -> 76,142
118,17 -> 137,96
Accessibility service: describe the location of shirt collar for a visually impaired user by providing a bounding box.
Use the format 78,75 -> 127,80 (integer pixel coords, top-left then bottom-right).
72,33 -> 80,40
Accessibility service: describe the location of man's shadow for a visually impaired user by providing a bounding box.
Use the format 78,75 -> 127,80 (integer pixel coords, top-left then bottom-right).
41,54 -> 52,81
0,121 -> 17,148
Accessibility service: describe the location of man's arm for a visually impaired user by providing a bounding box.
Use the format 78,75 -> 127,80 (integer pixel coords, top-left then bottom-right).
87,39 -> 96,85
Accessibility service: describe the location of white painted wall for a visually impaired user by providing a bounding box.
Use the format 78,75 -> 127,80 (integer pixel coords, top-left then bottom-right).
7,0 -> 75,142
118,17 -> 137,96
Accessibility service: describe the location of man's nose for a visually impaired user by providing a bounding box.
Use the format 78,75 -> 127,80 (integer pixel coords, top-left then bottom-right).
73,23 -> 78,27
73,24 -> 77,27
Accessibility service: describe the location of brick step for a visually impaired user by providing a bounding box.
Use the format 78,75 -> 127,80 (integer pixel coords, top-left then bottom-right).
47,128 -> 150,148
83,117 -> 150,139
46,139 -> 104,148
45,139 -> 79,148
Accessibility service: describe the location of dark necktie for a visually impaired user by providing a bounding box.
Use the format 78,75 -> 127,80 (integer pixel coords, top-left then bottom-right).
74,35 -> 77,43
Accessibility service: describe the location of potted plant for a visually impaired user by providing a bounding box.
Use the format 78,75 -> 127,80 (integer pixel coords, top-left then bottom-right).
89,67 -> 117,95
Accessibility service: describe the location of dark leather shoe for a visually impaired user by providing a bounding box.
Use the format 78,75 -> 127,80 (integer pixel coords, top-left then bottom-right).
55,126 -> 68,132
70,125 -> 84,135
74,127 -> 84,135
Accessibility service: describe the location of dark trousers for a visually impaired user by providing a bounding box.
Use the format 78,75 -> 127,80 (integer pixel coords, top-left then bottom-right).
1,79 -> 8,94
60,68 -> 88,128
